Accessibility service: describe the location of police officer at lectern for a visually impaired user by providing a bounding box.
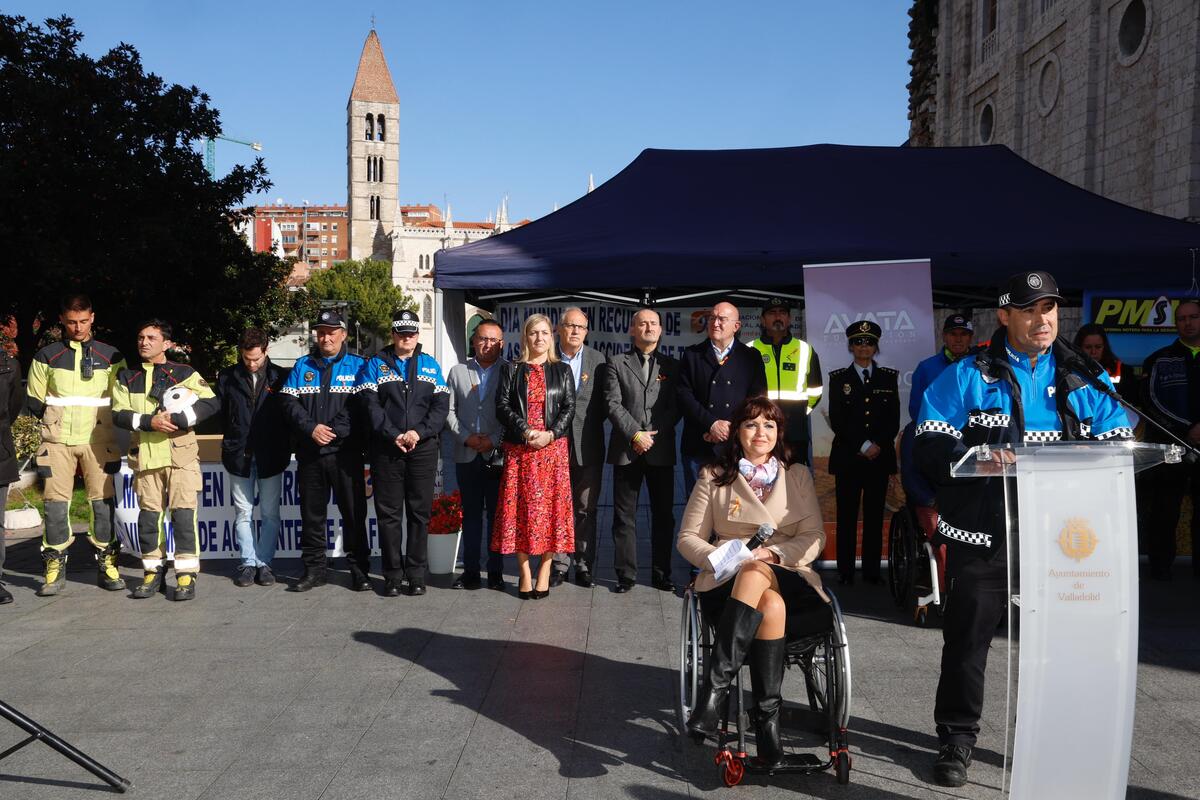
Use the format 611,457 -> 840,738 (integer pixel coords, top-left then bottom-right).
827,320 -> 899,587
914,270 -> 1132,788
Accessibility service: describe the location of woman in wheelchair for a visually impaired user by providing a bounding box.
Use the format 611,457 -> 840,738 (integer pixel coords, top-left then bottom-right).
678,396 -> 828,766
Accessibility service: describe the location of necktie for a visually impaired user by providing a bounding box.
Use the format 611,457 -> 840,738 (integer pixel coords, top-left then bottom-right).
641,354 -> 652,383
862,368 -> 870,385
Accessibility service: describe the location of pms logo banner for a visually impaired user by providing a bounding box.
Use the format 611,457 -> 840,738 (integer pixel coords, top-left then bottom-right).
1083,290 -> 1182,366
1089,294 -> 1176,333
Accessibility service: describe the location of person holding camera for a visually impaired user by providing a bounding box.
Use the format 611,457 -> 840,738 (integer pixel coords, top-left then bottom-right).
25,294 -> 127,597
445,319 -> 507,591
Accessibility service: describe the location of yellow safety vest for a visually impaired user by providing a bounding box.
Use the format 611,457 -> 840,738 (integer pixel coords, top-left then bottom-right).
752,337 -> 822,409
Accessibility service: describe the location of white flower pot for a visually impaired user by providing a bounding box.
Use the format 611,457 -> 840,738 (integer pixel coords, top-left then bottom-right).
427,530 -> 462,575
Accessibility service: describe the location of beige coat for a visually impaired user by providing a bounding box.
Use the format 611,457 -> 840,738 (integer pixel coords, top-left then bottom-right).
676,463 -> 828,600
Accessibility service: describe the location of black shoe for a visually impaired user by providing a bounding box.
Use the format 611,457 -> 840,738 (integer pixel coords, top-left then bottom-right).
549,570 -> 566,588
0,582 -> 12,605
933,744 -> 972,788
349,565 -> 371,592
234,566 -> 256,587
614,578 -> 635,594
838,574 -> 854,586
404,581 -> 426,597
382,578 -> 401,597
255,565 -> 275,586
291,571 -> 327,592
651,575 -> 677,593
748,638 -> 787,768
574,570 -> 594,588
453,572 -> 482,590
686,599 -> 764,740
487,572 -> 506,591
518,583 -> 533,599
532,588 -> 550,599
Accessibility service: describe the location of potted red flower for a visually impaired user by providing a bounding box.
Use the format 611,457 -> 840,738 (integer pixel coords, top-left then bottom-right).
427,490 -> 463,574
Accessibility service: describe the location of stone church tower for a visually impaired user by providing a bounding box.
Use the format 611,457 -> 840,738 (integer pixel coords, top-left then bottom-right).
347,30 -> 400,260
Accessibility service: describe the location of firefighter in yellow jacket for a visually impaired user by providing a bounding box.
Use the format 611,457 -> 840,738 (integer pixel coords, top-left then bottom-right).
26,294 -> 127,596
112,320 -> 218,601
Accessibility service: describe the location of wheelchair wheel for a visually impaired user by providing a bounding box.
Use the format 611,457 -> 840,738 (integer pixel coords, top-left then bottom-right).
887,508 -> 918,608
677,588 -> 704,733
835,750 -> 851,784
802,593 -> 852,729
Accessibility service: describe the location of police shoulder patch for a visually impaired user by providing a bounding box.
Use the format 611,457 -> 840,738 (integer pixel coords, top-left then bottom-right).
380,364 -> 390,374
761,353 -> 770,363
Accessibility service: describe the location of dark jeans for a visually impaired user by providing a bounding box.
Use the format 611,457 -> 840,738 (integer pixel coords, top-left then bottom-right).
834,467 -> 889,579
0,485 -> 6,576
456,455 -> 503,577
372,440 -> 438,582
297,450 -> 368,574
934,553 -> 1009,748
611,460 -> 675,583
1145,461 -> 1200,575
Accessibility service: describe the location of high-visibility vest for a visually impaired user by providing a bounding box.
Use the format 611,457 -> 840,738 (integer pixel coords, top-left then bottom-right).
752,337 -> 821,409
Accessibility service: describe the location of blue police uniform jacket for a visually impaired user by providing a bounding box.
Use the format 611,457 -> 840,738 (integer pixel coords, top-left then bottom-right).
279,345 -> 367,461
914,333 -> 1132,561
356,345 -> 450,454
909,349 -> 959,421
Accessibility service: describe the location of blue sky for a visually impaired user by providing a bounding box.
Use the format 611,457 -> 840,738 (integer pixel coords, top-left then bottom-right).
11,1 -> 913,222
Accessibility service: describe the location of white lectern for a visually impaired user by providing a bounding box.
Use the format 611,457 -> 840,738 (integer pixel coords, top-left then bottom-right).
951,441 -> 1179,799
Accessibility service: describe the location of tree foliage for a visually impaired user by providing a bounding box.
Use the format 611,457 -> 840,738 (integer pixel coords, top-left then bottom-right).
304,259 -> 416,339
0,15 -> 313,376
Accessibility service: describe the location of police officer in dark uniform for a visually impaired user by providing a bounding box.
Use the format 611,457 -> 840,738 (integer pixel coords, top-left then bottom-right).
827,320 -> 900,586
357,309 -> 450,597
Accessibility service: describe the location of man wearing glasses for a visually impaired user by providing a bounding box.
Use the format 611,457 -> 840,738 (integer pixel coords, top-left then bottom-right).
445,319 -> 507,590
677,301 -> 767,494
553,308 -> 607,588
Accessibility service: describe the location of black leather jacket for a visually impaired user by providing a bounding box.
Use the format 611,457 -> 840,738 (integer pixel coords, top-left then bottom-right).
495,360 -> 576,444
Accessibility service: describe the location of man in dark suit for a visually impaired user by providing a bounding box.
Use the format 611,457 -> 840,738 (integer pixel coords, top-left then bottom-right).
603,308 -> 680,593
553,307 -> 607,587
677,301 -> 768,494
827,320 -> 900,585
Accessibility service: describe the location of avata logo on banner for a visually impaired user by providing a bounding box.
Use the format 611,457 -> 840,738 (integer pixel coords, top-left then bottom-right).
822,310 -> 916,335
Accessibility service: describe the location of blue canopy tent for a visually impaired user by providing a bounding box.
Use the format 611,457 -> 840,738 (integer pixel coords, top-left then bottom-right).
434,144 -> 1200,306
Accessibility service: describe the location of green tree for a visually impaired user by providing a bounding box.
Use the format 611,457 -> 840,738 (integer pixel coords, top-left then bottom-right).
0,15 -> 313,375
304,259 -> 416,339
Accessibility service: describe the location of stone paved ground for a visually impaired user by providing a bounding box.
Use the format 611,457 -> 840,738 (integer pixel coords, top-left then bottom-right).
0,510 -> 1196,800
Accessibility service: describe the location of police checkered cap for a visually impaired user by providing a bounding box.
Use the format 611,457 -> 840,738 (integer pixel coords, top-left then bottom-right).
391,309 -> 420,333
998,271 -> 1063,308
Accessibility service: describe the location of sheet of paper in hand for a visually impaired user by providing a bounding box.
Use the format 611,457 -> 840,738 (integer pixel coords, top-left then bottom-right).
708,539 -> 754,586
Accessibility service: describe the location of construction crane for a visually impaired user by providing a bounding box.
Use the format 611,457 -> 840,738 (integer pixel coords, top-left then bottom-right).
204,135 -> 262,179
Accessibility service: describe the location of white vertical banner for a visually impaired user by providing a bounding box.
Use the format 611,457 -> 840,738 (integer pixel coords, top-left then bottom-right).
802,259 -> 936,462
1010,448 -> 1139,799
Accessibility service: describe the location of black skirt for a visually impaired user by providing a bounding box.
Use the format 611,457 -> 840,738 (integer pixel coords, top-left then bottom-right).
699,564 -> 832,640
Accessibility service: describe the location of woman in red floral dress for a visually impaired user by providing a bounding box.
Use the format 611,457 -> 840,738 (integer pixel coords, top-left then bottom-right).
493,314 -> 576,598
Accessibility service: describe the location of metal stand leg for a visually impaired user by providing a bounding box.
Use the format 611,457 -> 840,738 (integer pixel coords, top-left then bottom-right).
0,699 -> 131,793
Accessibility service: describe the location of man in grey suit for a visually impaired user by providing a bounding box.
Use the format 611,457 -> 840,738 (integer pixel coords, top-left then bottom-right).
604,308 -> 680,593
553,307 -> 607,588
445,319 -> 506,590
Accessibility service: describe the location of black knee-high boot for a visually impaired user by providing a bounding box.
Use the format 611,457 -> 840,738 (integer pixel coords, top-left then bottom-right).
749,637 -> 787,766
686,598 -> 763,740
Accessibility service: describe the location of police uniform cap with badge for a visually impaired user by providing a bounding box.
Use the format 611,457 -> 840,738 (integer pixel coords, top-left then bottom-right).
391,309 -> 420,337
944,314 -> 974,334
316,309 -> 347,330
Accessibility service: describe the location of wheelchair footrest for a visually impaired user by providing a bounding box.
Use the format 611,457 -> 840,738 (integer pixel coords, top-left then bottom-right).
743,752 -> 826,775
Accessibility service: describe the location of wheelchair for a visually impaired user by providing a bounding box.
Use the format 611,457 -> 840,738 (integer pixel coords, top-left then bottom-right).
677,582 -> 852,787
889,425 -> 947,626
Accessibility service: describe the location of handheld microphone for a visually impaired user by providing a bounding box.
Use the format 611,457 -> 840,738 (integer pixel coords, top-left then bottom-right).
747,523 -> 775,551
